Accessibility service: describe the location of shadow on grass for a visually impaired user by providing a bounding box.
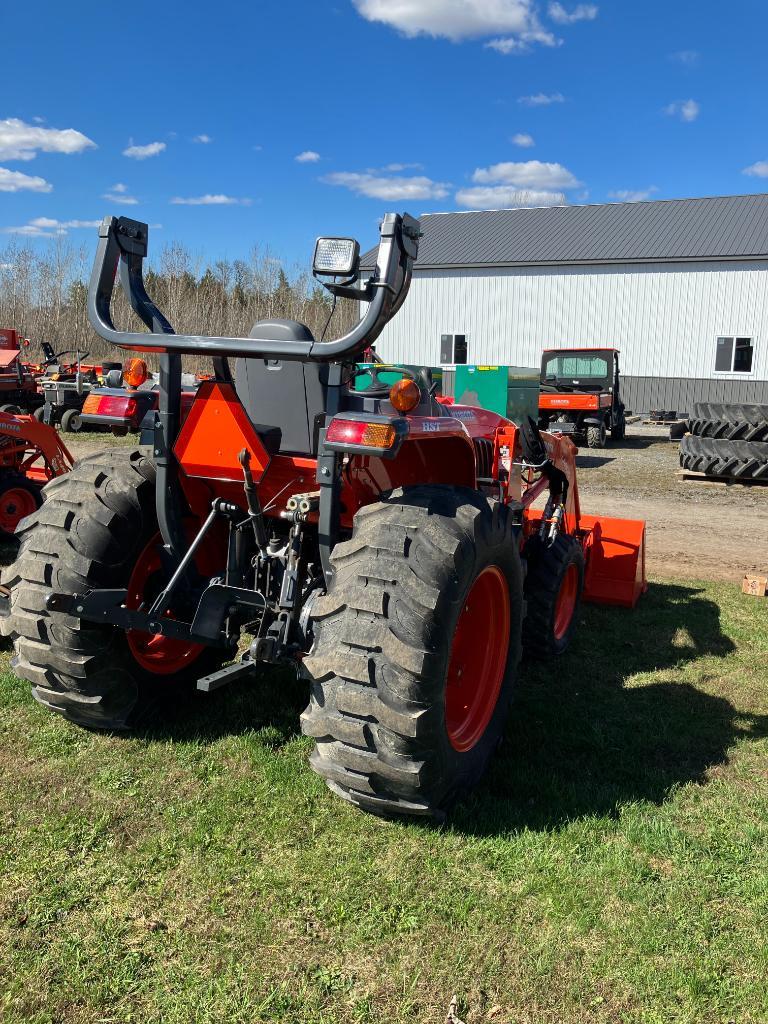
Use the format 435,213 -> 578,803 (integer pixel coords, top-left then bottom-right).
455,581 -> 768,834
134,663 -> 308,748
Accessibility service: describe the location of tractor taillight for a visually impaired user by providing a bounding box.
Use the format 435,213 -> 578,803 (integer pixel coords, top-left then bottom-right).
83,395 -> 138,417
324,416 -> 406,457
327,420 -> 396,447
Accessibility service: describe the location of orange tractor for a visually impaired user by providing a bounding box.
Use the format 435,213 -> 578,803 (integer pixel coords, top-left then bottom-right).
0,411 -> 74,536
0,214 -> 645,819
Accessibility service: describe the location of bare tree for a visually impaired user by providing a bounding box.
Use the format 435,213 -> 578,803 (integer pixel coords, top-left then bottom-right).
0,239 -> 359,372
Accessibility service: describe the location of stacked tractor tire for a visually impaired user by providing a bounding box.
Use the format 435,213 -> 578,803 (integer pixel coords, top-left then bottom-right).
680,402 -> 768,481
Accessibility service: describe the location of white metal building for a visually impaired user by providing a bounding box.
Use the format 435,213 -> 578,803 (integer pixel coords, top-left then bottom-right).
362,194 -> 768,413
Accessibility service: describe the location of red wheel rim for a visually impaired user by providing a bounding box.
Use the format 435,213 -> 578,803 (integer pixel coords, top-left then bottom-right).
553,563 -> 579,641
445,565 -> 511,753
0,487 -> 38,533
126,533 -> 205,675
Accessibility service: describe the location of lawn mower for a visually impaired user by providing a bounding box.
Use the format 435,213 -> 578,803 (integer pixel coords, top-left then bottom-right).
538,347 -> 627,448
35,346 -> 122,432
0,410 -> 73,537
0,214 -> 645,819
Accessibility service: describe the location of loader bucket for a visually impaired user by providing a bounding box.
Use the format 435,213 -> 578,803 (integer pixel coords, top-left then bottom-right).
580,514 -> 647,608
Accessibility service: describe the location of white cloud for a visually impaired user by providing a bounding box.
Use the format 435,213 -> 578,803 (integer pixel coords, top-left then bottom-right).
103,186 -> 139,205
743,161 -> 768,178
512,132 -> 535,147
192,134 -> 212,143
0,167 -> 52,193
607,186 -> 659,203
485,28 -> 559,53
3,217 -> 100,238
322,171 -> 450,201
455,186 -> 566,209
170,194 -> 252,205
518,92 -> 565,106
548,2 -> 598,24
669,49 -> 699,66
664,99 -> 700,122
123,141 -> 166,159
471,159 -> 580,189
295,150 -> 321,163
380,162 -> 424,172
0,118 -> 96,161
352,0 -> 558,50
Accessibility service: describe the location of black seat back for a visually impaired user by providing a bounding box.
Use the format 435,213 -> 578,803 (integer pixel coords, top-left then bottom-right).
234,319 -> 328,456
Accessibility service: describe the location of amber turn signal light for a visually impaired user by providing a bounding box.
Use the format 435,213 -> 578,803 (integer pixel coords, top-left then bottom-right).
124,357 -> 149,388
389,377 -> 420,413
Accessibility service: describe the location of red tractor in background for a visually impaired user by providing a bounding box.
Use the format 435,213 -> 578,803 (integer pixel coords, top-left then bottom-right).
0,410 -> 73,536
0,328 -> 45,416
538,347 -> 627,449
0,214 -> 645,820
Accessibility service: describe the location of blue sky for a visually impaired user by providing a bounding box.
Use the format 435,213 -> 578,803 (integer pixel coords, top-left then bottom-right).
2,0 -> 768,270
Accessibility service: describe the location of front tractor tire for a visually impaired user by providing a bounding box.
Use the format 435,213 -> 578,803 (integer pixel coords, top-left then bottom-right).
0,449 -> 223,729
301,486 -> 523,820
522,534 -> 585,658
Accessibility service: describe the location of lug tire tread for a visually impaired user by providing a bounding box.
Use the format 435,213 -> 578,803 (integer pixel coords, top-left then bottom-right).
679,434 -> 768,480
301,485 -> 523,820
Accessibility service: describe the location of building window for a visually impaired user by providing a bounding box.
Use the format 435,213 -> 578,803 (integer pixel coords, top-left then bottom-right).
440,334 -> 468,364
715,336 -> 753,374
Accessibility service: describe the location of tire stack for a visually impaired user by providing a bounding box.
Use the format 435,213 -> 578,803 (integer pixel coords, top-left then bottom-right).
680,402 -> 768,481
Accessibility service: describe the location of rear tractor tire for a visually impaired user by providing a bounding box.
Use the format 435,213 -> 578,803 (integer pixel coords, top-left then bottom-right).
586,421 -> 607,449
522,534 -> 585,658
0,448 -> 225,729
301,485 -> 523,820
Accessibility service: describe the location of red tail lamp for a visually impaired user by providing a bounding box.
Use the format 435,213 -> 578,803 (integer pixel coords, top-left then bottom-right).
124,358 -> 148,388
389,377 -> 420,413
326,419 -> 398,449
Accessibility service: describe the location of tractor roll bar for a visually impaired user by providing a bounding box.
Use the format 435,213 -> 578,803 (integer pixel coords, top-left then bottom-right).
87,213 -> 420,362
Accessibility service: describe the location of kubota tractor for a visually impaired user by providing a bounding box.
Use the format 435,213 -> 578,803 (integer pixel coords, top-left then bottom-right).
0,215 -> 645,819
538,347 -> 627,449
0,411 -> 73,536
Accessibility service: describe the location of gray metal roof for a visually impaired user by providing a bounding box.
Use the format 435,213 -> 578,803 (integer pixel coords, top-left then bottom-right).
360,193 -> 768,270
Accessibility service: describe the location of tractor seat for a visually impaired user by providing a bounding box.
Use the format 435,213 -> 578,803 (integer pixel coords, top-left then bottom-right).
235,319 -> 329,457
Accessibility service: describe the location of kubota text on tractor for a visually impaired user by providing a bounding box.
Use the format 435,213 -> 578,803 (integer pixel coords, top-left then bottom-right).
0,214 -> 645,819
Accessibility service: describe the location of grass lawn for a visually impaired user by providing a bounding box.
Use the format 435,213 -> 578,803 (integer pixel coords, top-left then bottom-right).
1,577 -> 767,1024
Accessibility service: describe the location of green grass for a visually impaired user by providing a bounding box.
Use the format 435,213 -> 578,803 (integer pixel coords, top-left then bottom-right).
1,579 -> 767,1024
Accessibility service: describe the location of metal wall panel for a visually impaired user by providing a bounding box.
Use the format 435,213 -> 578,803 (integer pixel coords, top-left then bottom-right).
621,375 -> 768,414
376,260 -> 768,389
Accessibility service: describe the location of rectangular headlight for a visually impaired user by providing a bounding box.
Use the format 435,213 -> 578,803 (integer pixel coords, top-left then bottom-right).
313,237 -> 360,276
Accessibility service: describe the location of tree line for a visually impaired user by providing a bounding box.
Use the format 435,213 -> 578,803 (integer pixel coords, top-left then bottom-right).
0,238 -> 358,371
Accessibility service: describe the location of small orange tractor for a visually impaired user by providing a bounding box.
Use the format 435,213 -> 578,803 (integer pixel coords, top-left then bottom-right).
538,347 -> 627,449
0,411 -> 73,536
0,328 -> 45,417
0,214 -> 645,819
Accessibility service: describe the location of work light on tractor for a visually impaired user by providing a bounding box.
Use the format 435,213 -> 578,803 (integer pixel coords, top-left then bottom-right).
0,211 -> 646,820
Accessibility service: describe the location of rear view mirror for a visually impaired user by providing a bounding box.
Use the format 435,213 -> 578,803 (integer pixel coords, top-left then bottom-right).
313,237 -> 360,277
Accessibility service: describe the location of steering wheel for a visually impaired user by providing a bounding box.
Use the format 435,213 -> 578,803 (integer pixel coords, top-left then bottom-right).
44,349 -> 89,366
349,363 -> 419,397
